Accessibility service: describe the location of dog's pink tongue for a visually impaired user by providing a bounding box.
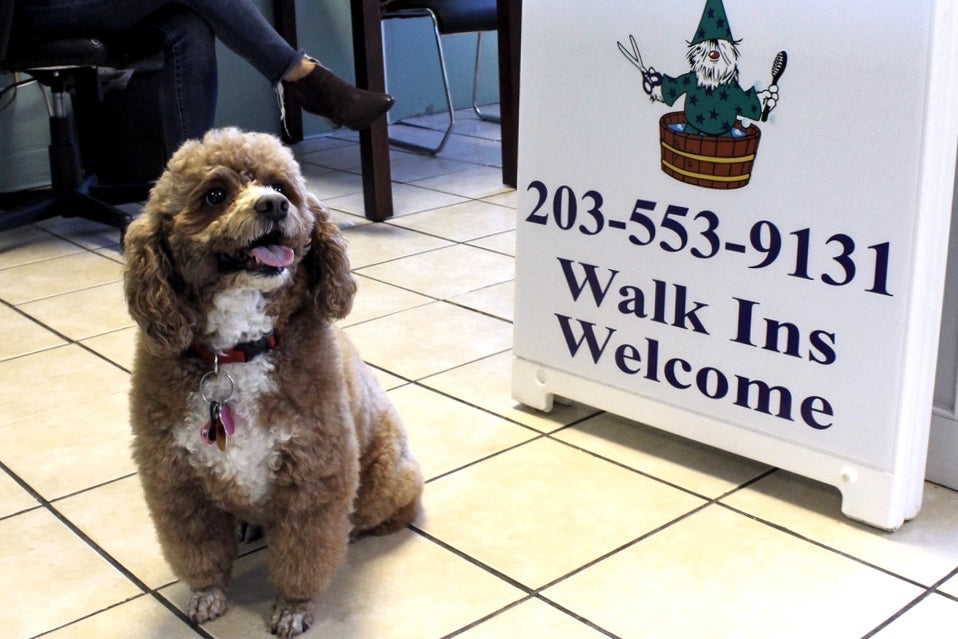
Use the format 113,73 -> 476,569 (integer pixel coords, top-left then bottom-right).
250,244 -> 295,268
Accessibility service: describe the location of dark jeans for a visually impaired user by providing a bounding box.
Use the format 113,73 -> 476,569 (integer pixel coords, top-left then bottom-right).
16,0 -> 302,154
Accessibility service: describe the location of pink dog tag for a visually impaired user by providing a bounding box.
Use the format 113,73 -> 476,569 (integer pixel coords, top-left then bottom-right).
203,401 -> 236,451
219,402 -> 235,436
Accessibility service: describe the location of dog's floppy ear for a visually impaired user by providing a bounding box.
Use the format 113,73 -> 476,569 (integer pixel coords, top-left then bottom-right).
123,212 -> 197,355
304,194 -> 356,320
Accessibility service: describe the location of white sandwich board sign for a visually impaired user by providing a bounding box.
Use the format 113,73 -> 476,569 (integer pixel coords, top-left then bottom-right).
512,0 -> 958,530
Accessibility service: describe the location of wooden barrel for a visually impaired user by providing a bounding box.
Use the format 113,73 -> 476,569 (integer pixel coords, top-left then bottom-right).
659,112 -> 761,190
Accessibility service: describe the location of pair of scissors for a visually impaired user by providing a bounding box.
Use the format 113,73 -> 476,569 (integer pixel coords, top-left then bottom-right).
617,34 -> 662,96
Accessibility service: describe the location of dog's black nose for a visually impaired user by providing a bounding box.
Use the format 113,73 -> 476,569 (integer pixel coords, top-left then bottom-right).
255,193 -> 290,221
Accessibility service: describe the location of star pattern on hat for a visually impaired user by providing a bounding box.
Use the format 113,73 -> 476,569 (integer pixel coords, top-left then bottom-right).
692,0 -> 734,44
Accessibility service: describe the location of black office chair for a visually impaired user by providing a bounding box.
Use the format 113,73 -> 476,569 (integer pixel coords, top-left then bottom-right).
0,0 -> 161,243
382,0 -> 498,155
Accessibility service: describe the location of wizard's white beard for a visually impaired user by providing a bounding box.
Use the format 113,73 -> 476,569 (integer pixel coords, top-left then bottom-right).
687,39 -> 740,89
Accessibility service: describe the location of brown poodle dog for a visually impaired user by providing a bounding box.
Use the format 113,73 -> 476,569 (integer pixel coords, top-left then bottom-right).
123,127 -> 422,638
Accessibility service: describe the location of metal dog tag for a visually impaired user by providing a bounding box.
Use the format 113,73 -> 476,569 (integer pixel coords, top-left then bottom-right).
205,401 -> 235,451
200,356 -> 236,451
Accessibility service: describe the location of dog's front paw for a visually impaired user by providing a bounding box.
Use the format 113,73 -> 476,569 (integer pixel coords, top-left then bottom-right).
269,598 -> 314,638
188,586 -> 228,624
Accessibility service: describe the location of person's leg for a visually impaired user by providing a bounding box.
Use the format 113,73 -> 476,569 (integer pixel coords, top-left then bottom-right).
15,1 -> 212,159
179,0 -> 300,84
170,0 -> 395,129
16,0 -> 392,130
16,0 -> 295,79
139,7 -> 218,153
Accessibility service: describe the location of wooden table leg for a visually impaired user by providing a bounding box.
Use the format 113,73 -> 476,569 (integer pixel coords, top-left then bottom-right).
497,0 -> 520,188
350,0 -> 394,221
274,0 -> 393,220
274,0 -> 517,216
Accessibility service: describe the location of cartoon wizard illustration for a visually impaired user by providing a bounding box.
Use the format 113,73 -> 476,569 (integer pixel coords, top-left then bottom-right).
620,0 -> 784,138
619,0 -> 786,189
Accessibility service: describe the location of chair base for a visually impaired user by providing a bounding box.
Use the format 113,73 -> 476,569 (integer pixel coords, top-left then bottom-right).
0,176 -> 136,245
0,78 -> 146,246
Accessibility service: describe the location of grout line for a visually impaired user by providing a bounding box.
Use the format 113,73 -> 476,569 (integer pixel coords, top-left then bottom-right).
406,358 -> 586,428
0,297 -> 131,373
348,221 -> 515,257
30,594 -> 159,638
437,593 -> 626,639
422,432 -> 549,485
531,596 -> 625,639
936,588 -> 958,604
363,360 -> 556,459
440,294 -> 514,323
361,344 -> 515,389
47,472 -> 139,503
338,295 -> 440,329
348,241 -> 457,271
0,503 -> 43,523
436,597 -> 534,639
28,591 -> 208,639
0,458 -> 214,638
348,268 -> 515,326
859,590 -> 936,638
0,223 -> 118,271
543,426 -> 721,502
717,499 -> 933,592
861,562 -> 958,637
534,501 -> 714,594
411,493 -> 707,638
407,525 -> 533,595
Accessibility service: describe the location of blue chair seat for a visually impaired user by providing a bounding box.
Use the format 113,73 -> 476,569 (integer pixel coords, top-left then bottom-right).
385,0 -> 497,34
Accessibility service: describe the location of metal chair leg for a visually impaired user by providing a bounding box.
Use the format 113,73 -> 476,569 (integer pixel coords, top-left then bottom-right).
384,8 -> 455,155
472,32 -> 500,123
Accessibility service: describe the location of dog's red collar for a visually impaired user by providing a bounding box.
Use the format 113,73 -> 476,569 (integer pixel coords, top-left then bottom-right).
188,331 -> 279,364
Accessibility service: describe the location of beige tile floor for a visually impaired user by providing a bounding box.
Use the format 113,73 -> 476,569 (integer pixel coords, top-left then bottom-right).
3,111 -> 958,638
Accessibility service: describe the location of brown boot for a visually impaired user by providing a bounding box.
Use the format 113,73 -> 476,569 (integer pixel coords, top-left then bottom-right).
283,62 -> 394,130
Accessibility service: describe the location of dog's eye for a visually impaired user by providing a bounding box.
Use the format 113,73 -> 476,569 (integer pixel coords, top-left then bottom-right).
270,183 -> 285,194
204,187 -> 227,206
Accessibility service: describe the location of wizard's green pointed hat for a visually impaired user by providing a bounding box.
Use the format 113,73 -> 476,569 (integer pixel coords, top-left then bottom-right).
691,0 -> 734,44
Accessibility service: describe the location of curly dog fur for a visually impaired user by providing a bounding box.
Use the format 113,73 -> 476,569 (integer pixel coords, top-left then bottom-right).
124,128 -> 422,637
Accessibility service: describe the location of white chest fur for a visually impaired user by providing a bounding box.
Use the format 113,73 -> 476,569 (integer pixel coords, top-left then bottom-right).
174,288 -> 291,507
203,287 -> 277,352
177,359 -> 290,506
